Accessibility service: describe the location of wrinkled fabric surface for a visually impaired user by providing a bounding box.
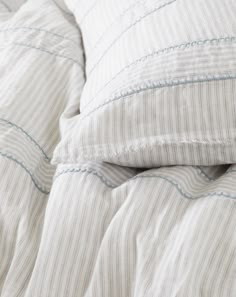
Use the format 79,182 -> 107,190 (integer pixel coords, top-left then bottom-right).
0,1 -> 235,297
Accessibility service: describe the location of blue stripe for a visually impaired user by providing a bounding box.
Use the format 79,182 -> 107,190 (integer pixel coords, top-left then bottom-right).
132,174 -> 236,200
54,168 -> 116,188
12,42 -> 83,68
84,36 -> 236,111
0,118 -> 50,162
84,73 -> 236,118
54,167 -> 236,201
0,151 -> 50,195
88,0 -> 177,75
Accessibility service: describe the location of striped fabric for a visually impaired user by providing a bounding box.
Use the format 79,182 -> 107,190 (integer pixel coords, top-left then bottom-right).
0,0 -> 84,191
1,1 -> 236,297
0,0 -> 84,295
2,159 -> 236,296
23,163 -> 236,297
53,0 -> 236,167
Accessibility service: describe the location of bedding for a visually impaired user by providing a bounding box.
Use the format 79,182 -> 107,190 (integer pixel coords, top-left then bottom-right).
0,1 -> 236,297
53,0 -> 236,167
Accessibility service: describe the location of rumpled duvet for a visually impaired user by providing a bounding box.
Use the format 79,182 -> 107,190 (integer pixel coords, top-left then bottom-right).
0,1 -> 236,297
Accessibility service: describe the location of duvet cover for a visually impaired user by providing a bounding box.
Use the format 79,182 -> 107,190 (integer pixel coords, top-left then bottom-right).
0,1 -> 235,297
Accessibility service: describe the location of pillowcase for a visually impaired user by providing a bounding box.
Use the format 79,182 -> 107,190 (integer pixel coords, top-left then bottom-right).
53,0 -> 236,167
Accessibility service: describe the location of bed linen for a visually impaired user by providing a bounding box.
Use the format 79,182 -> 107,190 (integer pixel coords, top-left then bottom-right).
0,1 -> 236,297
53,0 -> 236,167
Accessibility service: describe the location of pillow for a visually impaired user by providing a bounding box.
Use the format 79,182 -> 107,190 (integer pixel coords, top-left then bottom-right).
53,0 -> 236,167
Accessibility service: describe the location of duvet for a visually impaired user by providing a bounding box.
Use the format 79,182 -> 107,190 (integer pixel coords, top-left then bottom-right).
0,1 -> 236,297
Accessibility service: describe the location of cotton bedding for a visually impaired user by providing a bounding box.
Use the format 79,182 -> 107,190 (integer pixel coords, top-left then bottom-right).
0,1 -> 236,297
54,0 -> 236,167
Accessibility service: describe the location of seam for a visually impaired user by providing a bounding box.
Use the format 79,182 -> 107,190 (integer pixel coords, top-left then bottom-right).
0,118 -> 51,162
11,42 -> 83,68
83,73 -> 236,118
57,132 -> 234,163
88,0 -> 177,75
0,27 -> 78,45
53,167 -> 236,200
54,167 -> 117,188
132,174 -> 236,200
83,36 -> 236,111
0,151 -> 50,195
0,0 -> 11,12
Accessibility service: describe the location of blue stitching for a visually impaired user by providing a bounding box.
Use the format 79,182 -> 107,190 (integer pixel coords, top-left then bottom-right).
88,0 -> 177,75
53,167 -> 236,200
0,0 -> 11,12
54,168 -> 117,188
0,119 -> 51,162
12,42 -> 83,68
132,174 -> 236,200
0,27 -> 78,45
83,36 -> 236,111
83,73 -> 236,118
0,151 -> 50,195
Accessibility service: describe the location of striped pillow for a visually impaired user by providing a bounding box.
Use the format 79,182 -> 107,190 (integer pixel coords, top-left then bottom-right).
53,0 -> 236,167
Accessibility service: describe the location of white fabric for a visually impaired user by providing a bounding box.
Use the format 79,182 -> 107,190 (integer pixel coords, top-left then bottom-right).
23,163 -> 236,297
0,1 -> 85,294
0,1 -> 236,297
53,0 -> 236,167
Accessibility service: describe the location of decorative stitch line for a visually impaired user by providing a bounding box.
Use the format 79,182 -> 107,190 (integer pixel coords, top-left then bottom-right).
0,151 -> 50,194
83,73 -> 236,118
132,174 -> 236,200
83,36 -> 236,111
88,0 -> 177,75
54,167 -> 117,188
53,166 -> 236,200
12,42 -> 83,68
0,27 -> 78,45
0,118 -> 51,162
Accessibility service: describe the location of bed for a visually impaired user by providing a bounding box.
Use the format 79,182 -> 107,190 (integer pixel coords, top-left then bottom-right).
0,0 -> 235,296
